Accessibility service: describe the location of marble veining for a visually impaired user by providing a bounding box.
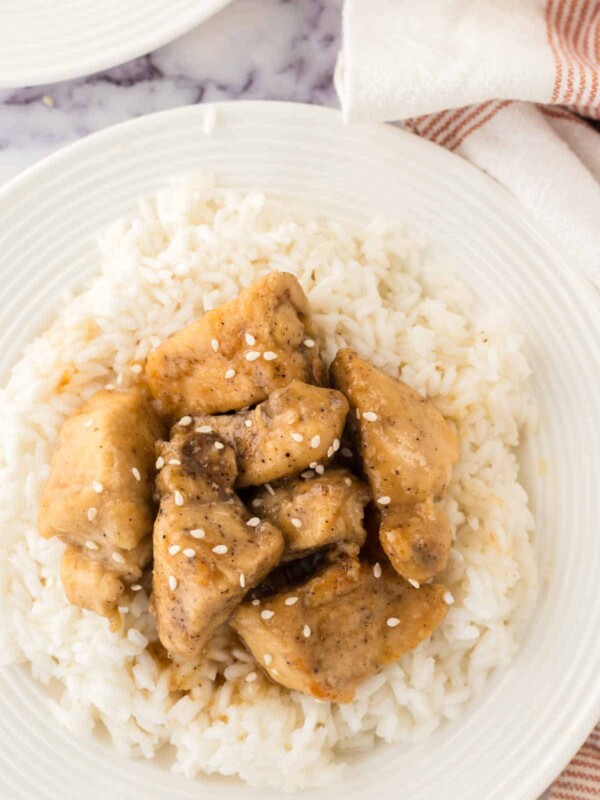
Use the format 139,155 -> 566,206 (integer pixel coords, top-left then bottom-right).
0,0 -> 342,183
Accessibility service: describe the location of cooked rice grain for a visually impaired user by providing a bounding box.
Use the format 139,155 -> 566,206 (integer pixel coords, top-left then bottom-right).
0,176 -> 537,789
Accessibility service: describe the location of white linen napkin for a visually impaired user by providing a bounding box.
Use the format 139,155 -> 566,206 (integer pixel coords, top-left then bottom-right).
335,0 -> 600,288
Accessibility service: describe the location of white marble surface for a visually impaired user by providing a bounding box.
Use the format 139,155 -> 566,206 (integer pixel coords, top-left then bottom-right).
0,0 -> 341,184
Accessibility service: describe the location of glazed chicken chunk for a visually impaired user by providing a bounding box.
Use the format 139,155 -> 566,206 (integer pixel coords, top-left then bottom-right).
195,380 -> 349,487
61,546 -> 127,627
379,499 -> 452,582
152,427 -> 284,664
249,469 -> 370,560
231,559 -> 448,703
145,272 -> 327,419
331,349 -> 459,505
38,389 -> 164,625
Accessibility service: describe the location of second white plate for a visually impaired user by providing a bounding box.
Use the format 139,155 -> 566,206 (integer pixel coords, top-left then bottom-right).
0,0 -> 232,88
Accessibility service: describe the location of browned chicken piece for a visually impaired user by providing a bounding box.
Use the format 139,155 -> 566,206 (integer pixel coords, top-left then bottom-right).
195,380 -> 348,487
232,559 -> 448,703
152,428 -> 284,663
61,546 -> 127,630
145,272 -> 327,419
379,499 -> 452,582
249,469 -> 370,560
330,349 -> 459,505
38,389 -> 164,623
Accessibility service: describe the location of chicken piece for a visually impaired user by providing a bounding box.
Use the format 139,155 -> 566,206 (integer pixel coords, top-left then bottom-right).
39,389 -> 164,623
249,469 -> 370,559
330,349 -> 459,505
195,380 -> 348,488
379,499 -> 452,582
232,559 -> 448,702
145,272 -> 327,419
61,546 -> 127,630
39,388 -> 164,561
152,428 -> 284,660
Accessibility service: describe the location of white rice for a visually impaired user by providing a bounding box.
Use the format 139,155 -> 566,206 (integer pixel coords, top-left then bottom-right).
0,175 -> 538,790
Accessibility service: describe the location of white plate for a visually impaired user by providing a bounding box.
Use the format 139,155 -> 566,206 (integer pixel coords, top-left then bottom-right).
0,0 -> 232,88
0,102 -> 598,800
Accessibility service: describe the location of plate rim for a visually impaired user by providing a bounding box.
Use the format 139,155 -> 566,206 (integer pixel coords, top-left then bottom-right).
0,100 -> 599,800
0,0 -> 233,88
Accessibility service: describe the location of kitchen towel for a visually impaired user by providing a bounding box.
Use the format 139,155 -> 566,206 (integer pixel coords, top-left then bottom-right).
335,0 -> 600,288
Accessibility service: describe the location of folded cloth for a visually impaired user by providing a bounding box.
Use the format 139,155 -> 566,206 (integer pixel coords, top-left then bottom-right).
549,723 -> 600,799
335,0 -> 600,287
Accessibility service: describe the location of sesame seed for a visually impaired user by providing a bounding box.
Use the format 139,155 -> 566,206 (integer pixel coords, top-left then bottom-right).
315,465 -> 325,475
247,517 -> 261,528
344,478 -> 352,486
332,439 -> 340,452
118,606 -> 129,615
42,95 -> 55,107
87,507 -> 97,521
301,470 -> 315,479
245,351 -> 260,362
174,491 -> 184,506
85,540 -> 98,550
225,368 -> 236,379
212,544 -> 228,555
265,483 -> 275,496
168,459 -> 181,466
263,351 -> 277,361
309,462 -> 318,469
190,528 -> 205,539
409,579 -> 421,589
112,552 -> 125,564
244,420 -> 252,428
183,548 -> 196,558
178,416 -> 192,426
131,364 -> 142,374
285,596 -> 299,606
310,435 -> 321,449
443,591 -> 455,605
263,654 -> 273,666
105,384 -> 115,391
303,339 -> 315,348
355,408 -> 361,419
214,441 -> 225,450
377,496 -> 391,505
290,432 -> 303,443
245,333 -> 256,346
84,419 -> 94,428
239,573 -> 246,588
116,373 -> 124,385
168,545 -> 181,556
290,518 -> 302,529
303,625 -> 311,638
271,668 -> 279,676
341,448 -> 353,458
132,467 -> 141,481
92,481 -> 104,493
211,338 -> 219,352
373,562 -> 382,579
327,446 -> 334,458
261,610 -> 275,620
386,617 -> 400,628
252,599 -> 261,606
196,425 -> 213,434
245,671 -> 257,683
155,456 -> 165,469
251,498 -> 263,508
363,411 -> 379,422
131,584 -> 142,591
168,575 -> 178,591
